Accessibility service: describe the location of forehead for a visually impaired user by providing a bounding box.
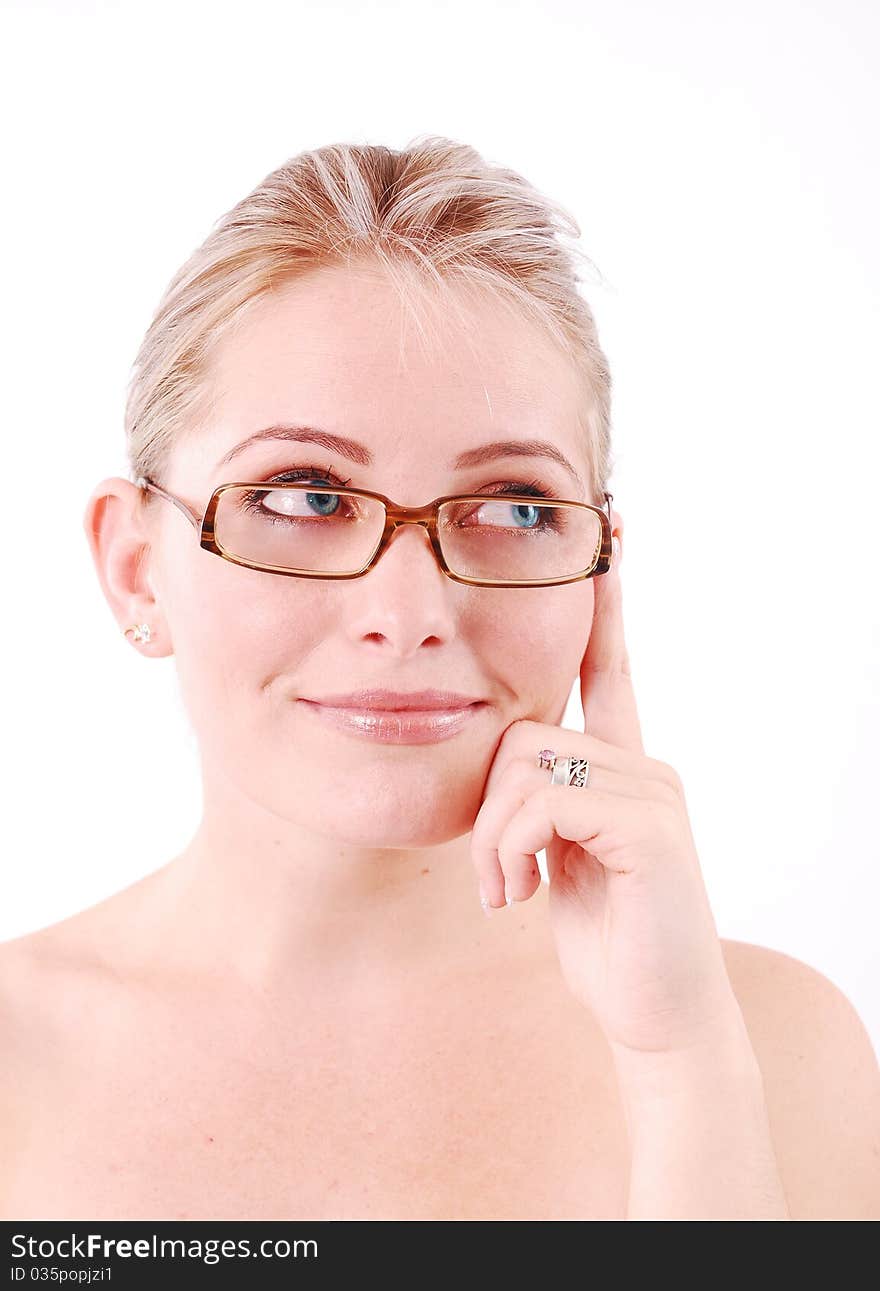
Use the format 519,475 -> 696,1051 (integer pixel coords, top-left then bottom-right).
198,261 -> 585,476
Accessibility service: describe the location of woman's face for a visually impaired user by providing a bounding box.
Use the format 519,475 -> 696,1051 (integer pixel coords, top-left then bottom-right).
147,261 -> 604,847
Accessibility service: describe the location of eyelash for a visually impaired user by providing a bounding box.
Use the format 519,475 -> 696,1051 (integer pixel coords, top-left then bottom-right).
267,464 -> 354,488
263,464 -> 558,499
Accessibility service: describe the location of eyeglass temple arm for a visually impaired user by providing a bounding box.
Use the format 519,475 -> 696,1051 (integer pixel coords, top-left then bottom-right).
137,477 -> 202,529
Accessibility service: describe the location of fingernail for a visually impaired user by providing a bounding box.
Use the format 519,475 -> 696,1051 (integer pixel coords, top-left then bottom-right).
612,535 -> 620,565
479,884 -> 492,918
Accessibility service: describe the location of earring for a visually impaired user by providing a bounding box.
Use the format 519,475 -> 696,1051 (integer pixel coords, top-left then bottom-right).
124,623 -> 152,644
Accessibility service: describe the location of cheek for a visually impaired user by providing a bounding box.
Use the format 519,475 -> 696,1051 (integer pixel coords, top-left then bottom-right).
476,583 -> 594,711
163,551 -> 328,733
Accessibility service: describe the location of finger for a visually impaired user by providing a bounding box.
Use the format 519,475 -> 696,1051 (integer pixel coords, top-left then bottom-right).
498,783 -> 677,882
471,761 -> 540,907
485,719 -> 677,801
473,756 -> 673,906
580,535 -> 645,755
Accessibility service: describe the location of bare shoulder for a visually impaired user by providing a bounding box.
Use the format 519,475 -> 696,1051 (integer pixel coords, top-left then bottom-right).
0,928 -> 77,1174
0,887 -> 173,1173
0,888 -> 151,1054
721,937 -> 880,1219
0,865 -> 173,1007
0,920 -> 101,1054
0,927 -> 63,1024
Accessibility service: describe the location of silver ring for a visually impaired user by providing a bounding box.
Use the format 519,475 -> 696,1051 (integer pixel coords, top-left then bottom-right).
550,755 -> 591,788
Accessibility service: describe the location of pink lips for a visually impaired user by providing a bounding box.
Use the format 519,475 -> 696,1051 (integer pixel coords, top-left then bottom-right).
296,702 -> 487,743
301,688 -> 484,710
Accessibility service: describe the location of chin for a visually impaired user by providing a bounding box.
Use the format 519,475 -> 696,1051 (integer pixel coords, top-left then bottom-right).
306,770 -> 485,848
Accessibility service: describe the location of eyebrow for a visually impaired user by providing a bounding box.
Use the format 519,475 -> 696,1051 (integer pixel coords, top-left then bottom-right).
216,423 -> 584,487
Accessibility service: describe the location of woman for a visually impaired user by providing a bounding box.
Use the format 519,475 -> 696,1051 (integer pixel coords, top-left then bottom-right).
2,137 -> 878,1221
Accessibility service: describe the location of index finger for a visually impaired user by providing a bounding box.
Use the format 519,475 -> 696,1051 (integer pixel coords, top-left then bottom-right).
580,532 -> 645,754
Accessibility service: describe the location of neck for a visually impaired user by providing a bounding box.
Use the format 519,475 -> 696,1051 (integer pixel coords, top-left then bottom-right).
136,762 -> 552,1007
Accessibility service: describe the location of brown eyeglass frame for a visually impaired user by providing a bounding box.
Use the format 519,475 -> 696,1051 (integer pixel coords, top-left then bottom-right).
136,475 -> 614,589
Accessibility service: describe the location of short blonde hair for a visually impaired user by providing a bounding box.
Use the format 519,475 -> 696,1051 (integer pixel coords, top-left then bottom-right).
125,134 -> 614,505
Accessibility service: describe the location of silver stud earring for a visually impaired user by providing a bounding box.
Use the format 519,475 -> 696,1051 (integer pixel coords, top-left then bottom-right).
123,623 -> 152,644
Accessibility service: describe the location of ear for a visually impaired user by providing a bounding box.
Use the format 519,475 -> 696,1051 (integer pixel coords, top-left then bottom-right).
609,506 -> 624,563
82,477 -> 171,654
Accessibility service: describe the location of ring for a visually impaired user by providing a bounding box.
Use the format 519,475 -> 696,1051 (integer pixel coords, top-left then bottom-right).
548,754 -> 591,789
537,748 -> 556,771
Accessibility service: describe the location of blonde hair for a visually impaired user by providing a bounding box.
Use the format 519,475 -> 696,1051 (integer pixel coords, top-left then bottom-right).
125,134 -> 615,506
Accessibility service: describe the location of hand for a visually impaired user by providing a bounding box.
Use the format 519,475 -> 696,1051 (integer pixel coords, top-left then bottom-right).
471,535 -> 741,1059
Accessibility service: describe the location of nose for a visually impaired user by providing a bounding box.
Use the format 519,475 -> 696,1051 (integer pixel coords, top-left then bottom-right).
374,518 -> 441,580
343,520 -> 458,654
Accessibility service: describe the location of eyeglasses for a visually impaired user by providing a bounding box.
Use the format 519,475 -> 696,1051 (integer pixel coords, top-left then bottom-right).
136,476 -> 614,588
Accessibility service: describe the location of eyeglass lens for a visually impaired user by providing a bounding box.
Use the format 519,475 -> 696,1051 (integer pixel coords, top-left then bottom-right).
212,485 -> 603,580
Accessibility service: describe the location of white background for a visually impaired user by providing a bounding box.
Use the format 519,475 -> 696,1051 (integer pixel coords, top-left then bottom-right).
1,0 -> 878,1051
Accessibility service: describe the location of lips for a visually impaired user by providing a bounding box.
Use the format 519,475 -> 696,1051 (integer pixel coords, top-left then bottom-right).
296,696 -> 487,744
300,688 -> 484,711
